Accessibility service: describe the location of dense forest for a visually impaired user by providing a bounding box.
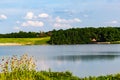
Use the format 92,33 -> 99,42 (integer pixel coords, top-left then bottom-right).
49,27 -> 120,44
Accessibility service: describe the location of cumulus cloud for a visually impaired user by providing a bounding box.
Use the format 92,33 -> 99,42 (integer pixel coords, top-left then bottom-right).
0,14 -> 7,20
53,17 -> 82,28
22,12 -> 48,27
20,12 -> 82,29
24,12 -> 35,19
25,12 -> 49,19
38,13 -> 49,18
22,20 -> 44,27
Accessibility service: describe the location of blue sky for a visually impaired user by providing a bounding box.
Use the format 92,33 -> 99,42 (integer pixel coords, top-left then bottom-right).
0,0 -> 120,33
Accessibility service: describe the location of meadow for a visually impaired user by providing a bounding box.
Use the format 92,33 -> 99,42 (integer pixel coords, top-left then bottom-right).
0,37 -> 50,45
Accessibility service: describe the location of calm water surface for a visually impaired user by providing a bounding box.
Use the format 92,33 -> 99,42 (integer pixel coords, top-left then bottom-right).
0,44 -> 120,77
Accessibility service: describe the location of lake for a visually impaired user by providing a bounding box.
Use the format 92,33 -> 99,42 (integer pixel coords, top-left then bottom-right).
0,44 -> 120,77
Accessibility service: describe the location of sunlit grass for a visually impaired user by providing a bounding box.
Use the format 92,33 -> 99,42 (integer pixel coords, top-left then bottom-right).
0,37 -> 50,45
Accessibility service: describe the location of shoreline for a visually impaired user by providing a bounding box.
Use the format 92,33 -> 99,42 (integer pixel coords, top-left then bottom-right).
0,43 -> 22,46
92,42 -> 111,44
0,41 -> 119,46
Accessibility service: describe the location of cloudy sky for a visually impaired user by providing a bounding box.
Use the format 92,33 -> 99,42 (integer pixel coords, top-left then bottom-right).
0,0 -> 120,33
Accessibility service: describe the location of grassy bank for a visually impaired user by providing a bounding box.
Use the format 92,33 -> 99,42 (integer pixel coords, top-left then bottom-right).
0,37 -> 50,45
1,71 -> 120,80
111,41 -> 120,44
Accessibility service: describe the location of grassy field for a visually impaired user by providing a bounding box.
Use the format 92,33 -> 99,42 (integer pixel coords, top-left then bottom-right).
0,37 -> 50,45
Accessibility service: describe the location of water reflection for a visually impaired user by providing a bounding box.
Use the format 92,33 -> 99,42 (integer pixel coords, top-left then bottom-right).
53,55 -> 120,61
0,45 -> 120,77
83,51 -> 120,55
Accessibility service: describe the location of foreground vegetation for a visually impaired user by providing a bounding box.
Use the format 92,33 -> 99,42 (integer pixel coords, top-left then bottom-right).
0,54 -> 80,80
0,37 -> 50,45
0,54 -> 120,80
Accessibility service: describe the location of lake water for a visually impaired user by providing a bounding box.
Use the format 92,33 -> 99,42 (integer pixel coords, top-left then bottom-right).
0,44 -> 120,77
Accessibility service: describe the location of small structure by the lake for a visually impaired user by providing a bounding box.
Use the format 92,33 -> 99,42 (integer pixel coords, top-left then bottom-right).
91,38 -> 110,44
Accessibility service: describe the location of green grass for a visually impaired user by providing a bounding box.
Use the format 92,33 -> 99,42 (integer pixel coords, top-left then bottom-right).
111,41 -> 120,44
0,71 -> 80,80
0,37 -> 50,45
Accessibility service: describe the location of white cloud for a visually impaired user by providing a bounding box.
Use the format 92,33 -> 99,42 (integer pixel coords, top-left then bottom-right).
54,23 -> 72,28
74,18 -> 82,22
38,13 -> 49,18
0,14 -> 7,20
53,17 -> 82,29
25,12 -> 35,19
24,12 -> 50,20
21,12 -> 82,29
14,26 -> 20,30
22,20 -> 44,27
55,16 -> 82,23
56,16 -> 67,23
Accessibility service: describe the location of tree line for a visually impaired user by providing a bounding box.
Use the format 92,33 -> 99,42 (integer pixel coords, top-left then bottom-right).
0,31 -> 52,38
1,27 -> 120,44
49,27 -> 120,44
